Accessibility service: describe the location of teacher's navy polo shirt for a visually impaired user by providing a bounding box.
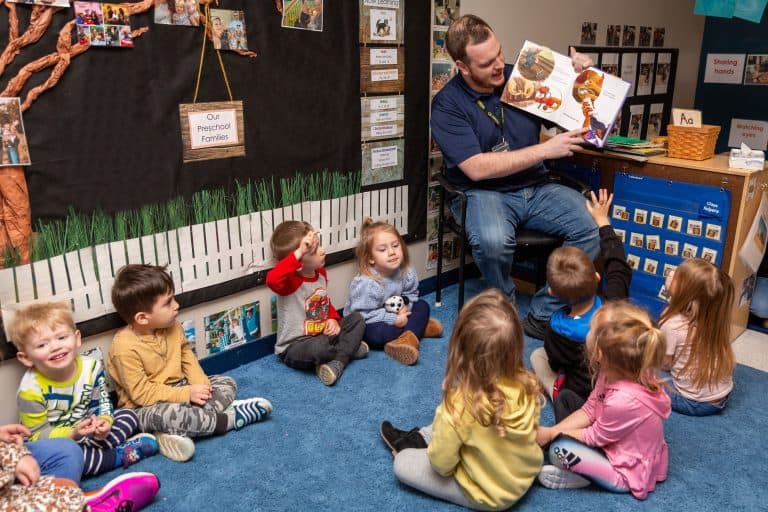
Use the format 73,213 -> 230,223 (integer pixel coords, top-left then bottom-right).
430,64 -> 548,192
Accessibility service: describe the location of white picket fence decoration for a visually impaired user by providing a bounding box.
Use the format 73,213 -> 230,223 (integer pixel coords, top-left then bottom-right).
0,186 -> 408,325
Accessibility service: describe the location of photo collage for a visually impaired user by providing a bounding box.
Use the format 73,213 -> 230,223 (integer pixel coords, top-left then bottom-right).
75,1 -> 133,48
0,98 -> 32,167
581,21 -> 665,48
203,301 -> 261,357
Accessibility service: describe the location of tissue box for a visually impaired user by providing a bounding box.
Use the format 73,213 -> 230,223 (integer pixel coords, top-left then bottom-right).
729,148 -> 765,170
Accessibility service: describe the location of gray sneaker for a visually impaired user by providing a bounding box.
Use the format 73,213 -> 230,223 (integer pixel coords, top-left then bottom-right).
317,360 -> 345,386
352,341 -> 370,360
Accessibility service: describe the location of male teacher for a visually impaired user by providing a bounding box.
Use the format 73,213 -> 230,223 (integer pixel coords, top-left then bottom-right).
430,14 -> 599,338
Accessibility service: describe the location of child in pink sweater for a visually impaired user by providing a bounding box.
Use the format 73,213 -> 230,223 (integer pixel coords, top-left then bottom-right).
536,301 -> 670,500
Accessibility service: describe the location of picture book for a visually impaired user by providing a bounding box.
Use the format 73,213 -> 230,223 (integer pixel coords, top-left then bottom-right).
501,40 -> 631,147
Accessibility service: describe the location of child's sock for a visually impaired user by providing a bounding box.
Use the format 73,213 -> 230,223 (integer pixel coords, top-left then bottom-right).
225,397 -> 273,430
113,434 -> 159,468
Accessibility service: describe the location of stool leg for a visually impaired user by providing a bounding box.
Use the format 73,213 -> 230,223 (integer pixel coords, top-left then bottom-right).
435,186 -> 446,307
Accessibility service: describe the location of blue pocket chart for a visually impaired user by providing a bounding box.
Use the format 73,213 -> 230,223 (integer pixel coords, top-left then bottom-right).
611,172 -> 730,318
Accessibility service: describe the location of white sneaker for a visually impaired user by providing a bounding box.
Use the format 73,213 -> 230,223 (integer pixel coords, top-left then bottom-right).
154,432 -> 195,462
538,465 -> 591,489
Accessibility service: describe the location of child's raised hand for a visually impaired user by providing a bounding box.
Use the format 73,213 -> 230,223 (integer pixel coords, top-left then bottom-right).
189,383 -> 212,406
294,231 -> 318,260
15,454 -> 40,487
0,424 -> 31,445
586,189 -> 613,227
323,318 -> 340,336
393,307 -> 411,328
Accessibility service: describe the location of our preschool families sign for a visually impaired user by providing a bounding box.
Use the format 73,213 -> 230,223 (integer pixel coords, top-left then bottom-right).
179,100 -> 246,162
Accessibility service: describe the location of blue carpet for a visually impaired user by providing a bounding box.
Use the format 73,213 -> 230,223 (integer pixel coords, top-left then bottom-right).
84,278 -> 768,511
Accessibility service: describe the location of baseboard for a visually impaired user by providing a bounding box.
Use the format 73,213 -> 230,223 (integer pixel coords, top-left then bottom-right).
418,263 -> 481,296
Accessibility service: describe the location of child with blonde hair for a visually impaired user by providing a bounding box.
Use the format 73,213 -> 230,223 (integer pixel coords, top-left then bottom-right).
536,301 -> 670,499
379,289 -> 542,510
9,302 -> 159,478
660,258 -> 735,415
347,218 -> 442,365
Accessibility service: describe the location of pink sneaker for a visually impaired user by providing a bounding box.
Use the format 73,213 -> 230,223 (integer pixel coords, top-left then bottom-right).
85,472 -> 160,512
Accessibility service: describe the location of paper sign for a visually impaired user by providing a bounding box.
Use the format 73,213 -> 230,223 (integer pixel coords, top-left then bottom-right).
370,110 -> 398,123
728,119 -> 768,150
370,124 -> 398,138
188,109 -> 238,149
671,108 -> 702,127
363,0 -> 399,7
371,69 -> 399,82
739,192 -> 768,273
371,145 -> 398,169
369,97 -> 398,110
370,48 -> 397,65
704,53 -> 745,83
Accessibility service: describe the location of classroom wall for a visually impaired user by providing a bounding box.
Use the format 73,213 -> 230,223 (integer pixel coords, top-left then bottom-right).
0,1 -> 707,424
694,11 -> 768,153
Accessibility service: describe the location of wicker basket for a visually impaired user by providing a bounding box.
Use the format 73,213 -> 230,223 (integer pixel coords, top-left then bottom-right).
666,124 -> 720,160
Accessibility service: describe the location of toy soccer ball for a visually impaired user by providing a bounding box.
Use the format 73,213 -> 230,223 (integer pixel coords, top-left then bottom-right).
384,295 -> 409,313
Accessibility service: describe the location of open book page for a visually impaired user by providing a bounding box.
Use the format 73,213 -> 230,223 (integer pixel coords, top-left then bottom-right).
501,40 -> 631,147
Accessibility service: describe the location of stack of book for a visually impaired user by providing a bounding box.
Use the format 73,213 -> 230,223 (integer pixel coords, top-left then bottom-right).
600,135 -> 667,161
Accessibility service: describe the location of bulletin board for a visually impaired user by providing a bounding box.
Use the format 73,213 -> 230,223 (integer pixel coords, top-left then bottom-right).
0,1 -> 430,347
574,46 -> 678,141
611,172 -> 730,318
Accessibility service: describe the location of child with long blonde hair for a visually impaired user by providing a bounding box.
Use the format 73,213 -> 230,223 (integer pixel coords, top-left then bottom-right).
536,301 -> 670,499
660,258 -> 735,415
347,218 -> 442,365
379,289 -> 543,510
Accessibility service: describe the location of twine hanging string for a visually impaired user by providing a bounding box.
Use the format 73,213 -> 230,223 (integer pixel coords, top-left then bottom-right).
193,2 -> 233,103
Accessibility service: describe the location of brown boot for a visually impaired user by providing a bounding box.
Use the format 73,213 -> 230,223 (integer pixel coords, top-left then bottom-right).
424,318 -> 444,338
384,330 -> 420,365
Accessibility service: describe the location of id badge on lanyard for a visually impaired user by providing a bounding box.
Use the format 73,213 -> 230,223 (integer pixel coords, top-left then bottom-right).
477,99 -> 508,152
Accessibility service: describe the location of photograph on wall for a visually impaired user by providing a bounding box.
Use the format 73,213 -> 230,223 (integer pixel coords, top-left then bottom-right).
209,9 -> 248,50
0,98 -> 31,167
431,62 -> 454,92
600,53 -> 619,76
610,110 -> 622,137
622,25 -> 636,47
427,184 -> 441,213
646,103 -> 664,139
271,296 -> 278,332
654,53 -> 672,94
744,54 -> 768,85
432,28 -> 450,61
154,0 -> 200,26
426,240 -> 439,269
620,52 -> 637,97
369,8 -> 397,41
204,301 -> 261,356
75,1 -> 133,47
8,0 -> 70,6
639,26 -> 652,47
434,0 -> 459,27
628,104 -> 645,138
653,27 -> 665,47
281,0 -> 323,31
637,52 -> 655,96
580,21 -> 597,45
362,138 -> 404,186
181,319 -> 197,357
606,24 -> 621,46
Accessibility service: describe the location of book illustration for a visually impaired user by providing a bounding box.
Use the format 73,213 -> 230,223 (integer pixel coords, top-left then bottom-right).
502,41 -> 630,147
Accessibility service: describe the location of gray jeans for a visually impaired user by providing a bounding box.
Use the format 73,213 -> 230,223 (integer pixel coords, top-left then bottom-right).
392,425 -> 477,510
136,374 -> 236,437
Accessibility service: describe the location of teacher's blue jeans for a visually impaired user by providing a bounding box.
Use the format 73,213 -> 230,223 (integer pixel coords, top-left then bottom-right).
452,182 -> 599,320
750,276 -> 768,319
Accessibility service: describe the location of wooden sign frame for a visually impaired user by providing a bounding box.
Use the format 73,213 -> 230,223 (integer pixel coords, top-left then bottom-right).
179,100 -> 246,163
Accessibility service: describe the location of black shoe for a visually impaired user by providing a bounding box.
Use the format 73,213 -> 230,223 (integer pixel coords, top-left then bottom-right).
379,421 -> 427,455
522,313 -> 548,340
